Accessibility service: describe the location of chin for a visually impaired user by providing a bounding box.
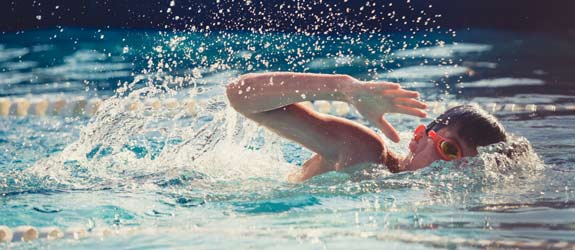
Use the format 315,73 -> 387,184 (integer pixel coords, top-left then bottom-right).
401,154 -> 424,172
402,155 -> 431,172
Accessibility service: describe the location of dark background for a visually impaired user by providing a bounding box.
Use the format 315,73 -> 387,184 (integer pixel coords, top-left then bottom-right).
1,0 -> 574,34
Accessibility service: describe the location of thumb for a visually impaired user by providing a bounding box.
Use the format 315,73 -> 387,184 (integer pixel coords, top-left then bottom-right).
378,115 -> 400,143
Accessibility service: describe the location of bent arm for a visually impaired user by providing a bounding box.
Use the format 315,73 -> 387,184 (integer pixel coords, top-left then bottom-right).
226,72 -> 424,180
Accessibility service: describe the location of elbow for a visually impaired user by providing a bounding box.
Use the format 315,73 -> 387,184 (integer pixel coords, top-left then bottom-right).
226,74 -> 255,113
225,76 -> 242,111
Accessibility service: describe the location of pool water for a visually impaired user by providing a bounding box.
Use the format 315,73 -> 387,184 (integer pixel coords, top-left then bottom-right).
1,28 -> 575,249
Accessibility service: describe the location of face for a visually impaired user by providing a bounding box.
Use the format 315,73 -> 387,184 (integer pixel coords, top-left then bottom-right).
403,125 -> 478,171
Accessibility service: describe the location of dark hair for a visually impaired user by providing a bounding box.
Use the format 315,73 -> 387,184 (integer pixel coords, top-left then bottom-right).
426,104 -> 507,148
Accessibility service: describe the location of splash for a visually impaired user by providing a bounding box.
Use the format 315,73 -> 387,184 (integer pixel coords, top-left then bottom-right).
20,86 -> 294,191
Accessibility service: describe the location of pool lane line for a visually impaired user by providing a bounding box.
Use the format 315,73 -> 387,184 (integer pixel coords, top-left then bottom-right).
1,225 -> 574,249
0,97 -> 198,118
0,97 -> 574,119
0,225 -> 106,243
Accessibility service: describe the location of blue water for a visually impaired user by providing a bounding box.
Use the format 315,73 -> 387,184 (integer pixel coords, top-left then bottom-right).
1,28 -> 575,249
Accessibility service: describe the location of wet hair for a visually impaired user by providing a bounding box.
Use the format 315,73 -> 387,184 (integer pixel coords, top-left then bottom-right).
426,104 -> 507,148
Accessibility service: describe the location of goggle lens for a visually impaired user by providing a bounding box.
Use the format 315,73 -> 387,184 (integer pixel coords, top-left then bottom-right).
439,141 -> 460,159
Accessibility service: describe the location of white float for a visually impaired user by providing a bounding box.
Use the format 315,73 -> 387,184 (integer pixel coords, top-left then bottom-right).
0,226 -> 13,243
31,98 -> 50,116
14,98 -> 30,117
0,95 -> 573,119
0,98 -> 11,117
39,227 -> 64,240
65,227 -> 88,240
12,226 -> 38,242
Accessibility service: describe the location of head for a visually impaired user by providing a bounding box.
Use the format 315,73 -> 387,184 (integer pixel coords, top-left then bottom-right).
403,104 -> 507,171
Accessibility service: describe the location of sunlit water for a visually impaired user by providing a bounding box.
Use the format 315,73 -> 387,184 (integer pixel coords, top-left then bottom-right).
1,28 -> 574,249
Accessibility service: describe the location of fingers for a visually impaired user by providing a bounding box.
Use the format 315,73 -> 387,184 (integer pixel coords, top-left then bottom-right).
381,89 -> 420,98
378,116 -> 401,143
394,98 -> 427,109
364,82 -> 401,91
394,105 -> 427,118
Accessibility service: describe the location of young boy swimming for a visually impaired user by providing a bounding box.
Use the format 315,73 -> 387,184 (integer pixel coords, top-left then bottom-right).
226,72 -> 507,182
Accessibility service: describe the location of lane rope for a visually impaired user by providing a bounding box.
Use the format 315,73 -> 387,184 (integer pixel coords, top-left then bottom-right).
1,96 -> 574,119
1,225 -> 574,249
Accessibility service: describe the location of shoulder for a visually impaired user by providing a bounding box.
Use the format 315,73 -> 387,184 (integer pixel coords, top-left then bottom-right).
324,116 -> 404,173
322,115 -> 387,166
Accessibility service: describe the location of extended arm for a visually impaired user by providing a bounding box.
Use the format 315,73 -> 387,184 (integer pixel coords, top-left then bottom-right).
226,72 -> 352,114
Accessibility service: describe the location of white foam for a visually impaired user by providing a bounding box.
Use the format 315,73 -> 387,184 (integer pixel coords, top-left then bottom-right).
462,61 -> 498,69
0,48 -> 30,62
462,78 -> 544,88
64,50 -> 108,63
381,65 -> 469,80
0,61 -> 38,70
307,55 -> 365,70
396,81 -> 437,88
31,45 -> 53,52
39,62 -> 132,81
394,43 -> 492,59
198,70 -> 240,85
0,72 -> 33,85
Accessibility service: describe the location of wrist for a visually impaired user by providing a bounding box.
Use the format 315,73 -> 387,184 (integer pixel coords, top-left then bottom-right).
337,75 -> 359,103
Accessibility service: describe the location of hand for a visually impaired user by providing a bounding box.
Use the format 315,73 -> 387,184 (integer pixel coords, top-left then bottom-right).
344,78 -> 427,142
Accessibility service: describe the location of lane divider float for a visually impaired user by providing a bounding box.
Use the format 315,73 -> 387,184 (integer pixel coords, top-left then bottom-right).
0,225 -> 108,243
0,97 -> 197,118
1,225 -> 574,249
1,97 -> 574,119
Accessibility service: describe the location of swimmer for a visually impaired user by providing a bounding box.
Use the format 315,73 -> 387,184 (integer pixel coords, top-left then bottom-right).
226,73 -> 507,182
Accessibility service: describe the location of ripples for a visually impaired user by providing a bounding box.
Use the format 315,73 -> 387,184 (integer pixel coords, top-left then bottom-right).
0,71 -> 32,85
0,61 -> 38,71
0,47 -> 29,61
0,45 -> 134,97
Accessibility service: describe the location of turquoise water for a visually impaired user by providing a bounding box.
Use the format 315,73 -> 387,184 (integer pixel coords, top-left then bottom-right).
1,28 -> 575,249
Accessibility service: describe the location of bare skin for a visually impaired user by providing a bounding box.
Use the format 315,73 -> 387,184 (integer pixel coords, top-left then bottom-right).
226,72 -> 430,181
